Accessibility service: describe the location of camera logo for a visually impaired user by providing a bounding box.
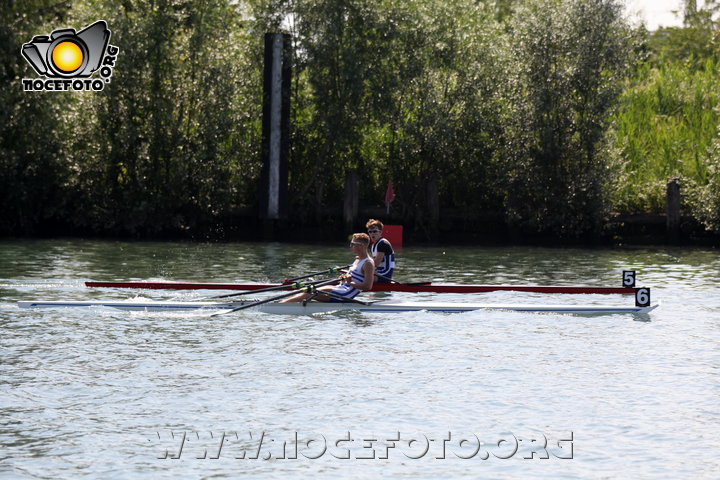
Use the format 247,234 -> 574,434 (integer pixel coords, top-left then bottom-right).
21,20 -> 119,92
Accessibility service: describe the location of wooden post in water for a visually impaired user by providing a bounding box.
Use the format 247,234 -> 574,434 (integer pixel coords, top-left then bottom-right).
667,179 -> 680,244
259,33 -> 291,232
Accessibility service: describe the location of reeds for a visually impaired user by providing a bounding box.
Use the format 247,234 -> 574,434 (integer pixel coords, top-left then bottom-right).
613,58 -> 720,214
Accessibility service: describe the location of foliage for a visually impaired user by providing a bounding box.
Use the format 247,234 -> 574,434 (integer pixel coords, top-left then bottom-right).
502,0 -> 632,238
1,0 -> 717,240
0,1 -> 71,234
251,0 -> 509,230
64,0 -> 262,235
688,130 -> 720,232
613,59 -> 720,213
0,0 -> 261,236
646,0 -> 719,67
613,0 -> 719,221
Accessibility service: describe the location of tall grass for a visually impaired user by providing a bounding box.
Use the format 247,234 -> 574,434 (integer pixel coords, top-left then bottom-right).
613,58 -> 720,213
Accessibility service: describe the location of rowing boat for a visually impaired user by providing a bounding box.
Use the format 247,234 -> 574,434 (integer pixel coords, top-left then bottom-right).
84,281 -> 634,295
17,300 -> 657,315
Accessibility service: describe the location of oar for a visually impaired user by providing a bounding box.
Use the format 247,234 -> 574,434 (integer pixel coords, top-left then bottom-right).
206,277 -> 332,300
211,278 -> 339,317
282,265 -> 352,283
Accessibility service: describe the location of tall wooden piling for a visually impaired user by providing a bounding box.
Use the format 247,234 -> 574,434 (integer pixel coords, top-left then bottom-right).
260,33 -> 291,223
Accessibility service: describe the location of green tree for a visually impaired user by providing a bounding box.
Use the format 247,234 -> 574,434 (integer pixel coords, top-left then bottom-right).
378,0 -> 508,234
647,0 -> 718,67
284,0 -> 389,222
503,0 -> 632,239
265,0 -> 509,235
65,0 -> 261,235
0,1 -> 71,234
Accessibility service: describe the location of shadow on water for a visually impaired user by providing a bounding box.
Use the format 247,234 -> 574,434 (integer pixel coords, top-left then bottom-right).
632,313 -> 652,323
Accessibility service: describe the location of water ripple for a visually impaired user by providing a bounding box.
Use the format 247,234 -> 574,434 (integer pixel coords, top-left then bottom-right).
1,241 -> 718,479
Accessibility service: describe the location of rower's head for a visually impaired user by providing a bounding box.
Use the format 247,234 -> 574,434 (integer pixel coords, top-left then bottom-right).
366,219 -> 383,240
349,233 -> 370,250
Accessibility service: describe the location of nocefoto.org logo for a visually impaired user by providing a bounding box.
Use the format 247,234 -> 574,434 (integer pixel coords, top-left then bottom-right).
21,20 -> 119,92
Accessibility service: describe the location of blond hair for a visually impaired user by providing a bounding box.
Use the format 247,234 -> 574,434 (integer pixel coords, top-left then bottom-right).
352,233 -> 370,244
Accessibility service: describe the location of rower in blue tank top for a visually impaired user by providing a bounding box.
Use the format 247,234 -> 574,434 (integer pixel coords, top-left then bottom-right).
280,233 -> 375,303
366,219 -> 395,283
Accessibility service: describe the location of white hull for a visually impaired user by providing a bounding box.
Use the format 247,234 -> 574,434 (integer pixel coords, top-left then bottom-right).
17,300 -> 657,315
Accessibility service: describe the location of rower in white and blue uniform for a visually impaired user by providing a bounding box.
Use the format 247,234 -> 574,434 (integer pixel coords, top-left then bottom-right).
327,254 -> 372,302
280,233 -> 374,303
366,219 -> 395,283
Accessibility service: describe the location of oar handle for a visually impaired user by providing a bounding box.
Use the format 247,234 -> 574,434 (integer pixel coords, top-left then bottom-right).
284,264 -> 352,283
213,280 -> 307,299
209,276 -> 341,300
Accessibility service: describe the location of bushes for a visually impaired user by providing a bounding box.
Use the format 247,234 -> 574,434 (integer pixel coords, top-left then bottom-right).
1,0 -> 717,240
613,2 -> 719,228
502,0 -> 631,238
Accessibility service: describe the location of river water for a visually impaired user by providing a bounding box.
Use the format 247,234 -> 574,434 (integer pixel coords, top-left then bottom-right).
1,239 -> 718,479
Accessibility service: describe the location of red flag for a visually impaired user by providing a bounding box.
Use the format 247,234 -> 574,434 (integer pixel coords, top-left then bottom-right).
385,180 -> 395,213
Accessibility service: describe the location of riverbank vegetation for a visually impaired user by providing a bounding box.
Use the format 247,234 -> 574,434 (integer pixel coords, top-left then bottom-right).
1,0 -> 718,241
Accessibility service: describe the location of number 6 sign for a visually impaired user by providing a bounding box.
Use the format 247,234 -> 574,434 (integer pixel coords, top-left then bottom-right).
635,288 -> 651,307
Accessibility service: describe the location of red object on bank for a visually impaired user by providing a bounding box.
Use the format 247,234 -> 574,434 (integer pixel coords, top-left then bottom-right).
383,224 -> 403,248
